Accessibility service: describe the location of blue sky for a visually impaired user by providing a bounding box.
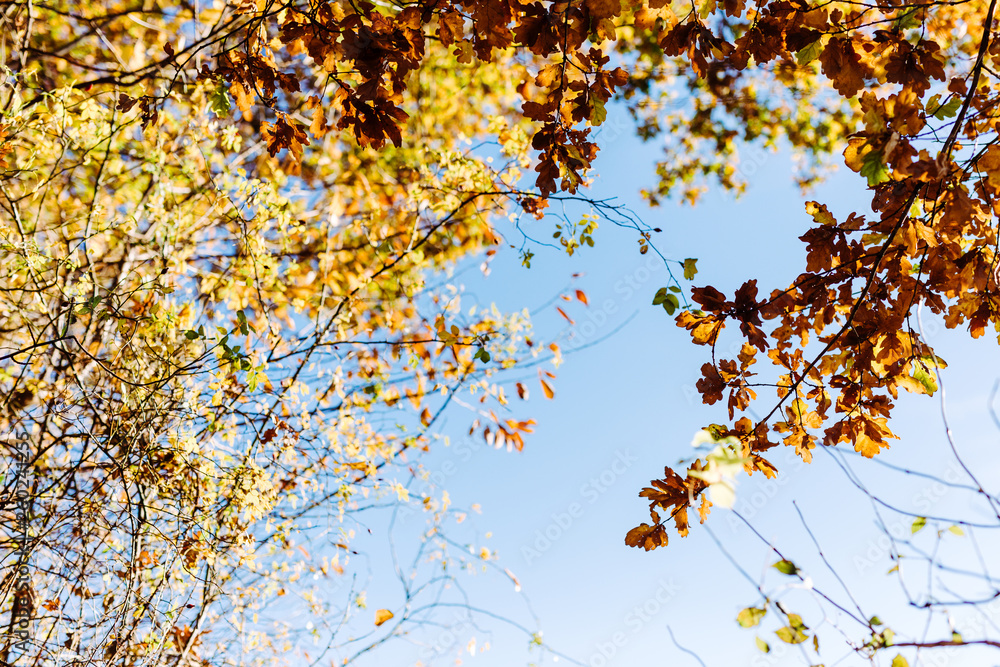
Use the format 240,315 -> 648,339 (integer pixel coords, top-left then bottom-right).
332,104 -> 1000,667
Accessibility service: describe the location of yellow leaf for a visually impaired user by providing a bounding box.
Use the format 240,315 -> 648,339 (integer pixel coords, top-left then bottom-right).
854,432 -> 884,458
374,609 -> 394,626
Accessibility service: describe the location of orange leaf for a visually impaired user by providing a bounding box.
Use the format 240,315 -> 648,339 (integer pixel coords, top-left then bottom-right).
230,80 -> 254,113
624,523 -> 668,551
374,609 -> 394,626
556,306 -> 575,324
540,379 -> 555,399
575,289 -> 589,306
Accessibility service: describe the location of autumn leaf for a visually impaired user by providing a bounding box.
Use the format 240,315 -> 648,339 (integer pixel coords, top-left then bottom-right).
438,10 -> 466,46
819,37 -> 871,98
229,80 -> 254,113
737,607 -> 767,628
116,94 -> 138,113
374,609 -> 394,626
540,378 -> 555,399
849,431 -> 877,458
691,286 -> 728,312
624,523 -> 668,550
585,0 -> 621,19
775,614 -> 808,644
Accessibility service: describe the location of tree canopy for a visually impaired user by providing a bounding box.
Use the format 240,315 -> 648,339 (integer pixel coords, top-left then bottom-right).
2,0 -> 1000,664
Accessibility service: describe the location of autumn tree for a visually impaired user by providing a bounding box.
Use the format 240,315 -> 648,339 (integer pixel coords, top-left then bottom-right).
3,0 -> 1000,664
0,1 -> 640,664
616,0 -> 1000,663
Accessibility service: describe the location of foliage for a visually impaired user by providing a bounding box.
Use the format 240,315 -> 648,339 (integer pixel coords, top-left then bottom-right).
3,0 -> 1000,664
617,0 -> 1000,661
0,1 -> 612,663
629,0 -> 998,551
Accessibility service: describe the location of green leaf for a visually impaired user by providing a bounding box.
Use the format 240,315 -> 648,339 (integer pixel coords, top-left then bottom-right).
185,330 -> 200,340
911,516 -> 927,534
209,82 -> 232,117
920,353 -> 948,369
755,637 -> 770,653
893,8 -> 920,30
891,654 -> 909,667
869,616 -> 883,626
662,293 -> 679,315
932,96 -> 962,120
860,150 -> 890,187
951,631 -> 963,643
796,39 -> 823,65
237,309 -> 249,335
653,288 -> 679,314
78,296 -> 102,313
772,559 -> 799,576
912,360 -> 937,396
926,94 -> 940,114
737,607 -> 767,628
589,96 -> 607,125
682,257 -> 698,280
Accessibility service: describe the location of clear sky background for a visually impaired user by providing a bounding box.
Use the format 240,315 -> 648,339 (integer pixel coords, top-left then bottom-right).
330,102 -> 1000,667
